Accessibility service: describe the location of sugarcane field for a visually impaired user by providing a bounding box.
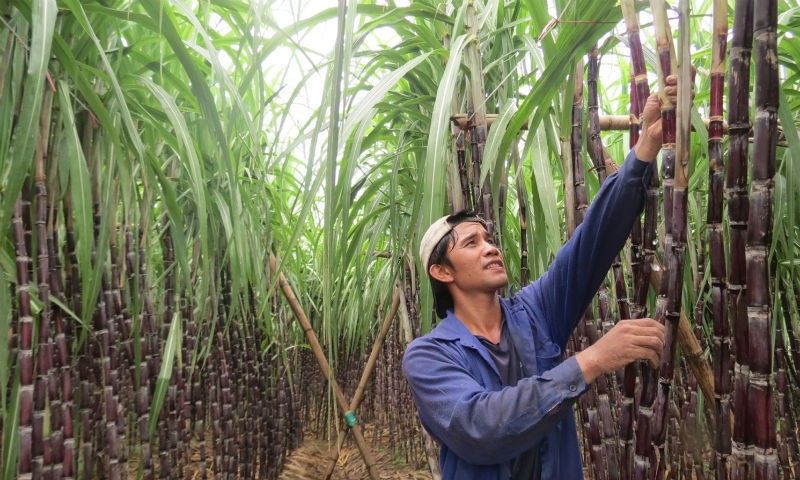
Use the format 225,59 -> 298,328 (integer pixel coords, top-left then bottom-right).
2,0 -> 800,478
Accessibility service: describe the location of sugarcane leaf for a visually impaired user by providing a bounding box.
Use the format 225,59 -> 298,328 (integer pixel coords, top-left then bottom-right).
482,98 -> 517,223
0,269 -> 9,411
777,87 -> 799,257
57,81 -> 95,325
60,0 -> 145,158
528,124 -> 562,262
149,310 -> 182,437
48,295 -> 89,330
0,0 -> 56,240
499,3 -> 620,162
416,33 -> 470,332
341,52 -> 432,141
139,75 -> 206,285
140,0 -> 229,165
2,377 -> 19,480
144,153 -> 191,286
0,27 -> 14,176
168,0 -> 257,145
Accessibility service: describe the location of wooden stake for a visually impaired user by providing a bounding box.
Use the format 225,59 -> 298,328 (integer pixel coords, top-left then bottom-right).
269,253 -> 381,480
323,288 -> 401,479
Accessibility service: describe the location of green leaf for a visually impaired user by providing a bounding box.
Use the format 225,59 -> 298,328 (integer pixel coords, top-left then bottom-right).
57,81 -> 95,324
0,0 -> 56,239
0,269 -> 9,411
149,310 -> 181,437
2,378 -> 19,480
417,33 -> 470,332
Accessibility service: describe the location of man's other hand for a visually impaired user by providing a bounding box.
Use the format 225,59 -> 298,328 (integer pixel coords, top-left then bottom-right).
575,318 -> 666,384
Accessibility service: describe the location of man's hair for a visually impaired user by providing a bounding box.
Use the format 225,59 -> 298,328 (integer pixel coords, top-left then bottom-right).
427,210 -> 486,318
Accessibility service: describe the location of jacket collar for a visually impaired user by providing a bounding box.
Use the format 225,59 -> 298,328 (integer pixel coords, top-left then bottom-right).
428,300 -> 539,378
429,310 -> 501,380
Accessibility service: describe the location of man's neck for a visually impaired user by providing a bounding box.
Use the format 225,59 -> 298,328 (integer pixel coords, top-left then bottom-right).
452,292 -> 503,343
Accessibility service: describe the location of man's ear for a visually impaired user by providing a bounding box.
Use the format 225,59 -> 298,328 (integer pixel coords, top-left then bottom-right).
429,263 -> 454,284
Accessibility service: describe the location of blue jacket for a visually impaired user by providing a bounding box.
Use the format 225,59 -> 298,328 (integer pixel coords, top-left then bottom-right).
403,150 -> 652,479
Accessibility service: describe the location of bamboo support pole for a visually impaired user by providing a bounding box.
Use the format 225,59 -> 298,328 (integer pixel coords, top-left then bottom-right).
449,113 -> 800,145
323,288 -> 401,479
269,253 -> 381,480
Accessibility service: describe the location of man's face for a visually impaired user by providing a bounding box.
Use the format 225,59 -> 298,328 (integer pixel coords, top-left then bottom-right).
441,221 -> 508,293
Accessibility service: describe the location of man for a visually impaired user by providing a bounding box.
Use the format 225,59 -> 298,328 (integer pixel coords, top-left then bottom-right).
403,77 -> 680,479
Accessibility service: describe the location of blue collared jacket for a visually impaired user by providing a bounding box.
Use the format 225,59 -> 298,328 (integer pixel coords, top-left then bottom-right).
403,150 -> 652,479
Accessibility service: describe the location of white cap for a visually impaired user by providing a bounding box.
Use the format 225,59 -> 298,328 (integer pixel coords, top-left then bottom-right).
419,215 -> 453,271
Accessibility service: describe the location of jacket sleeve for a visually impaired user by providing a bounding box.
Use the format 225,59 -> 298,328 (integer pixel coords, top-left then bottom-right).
516,150 -> 652,349
402,338 -> 587,465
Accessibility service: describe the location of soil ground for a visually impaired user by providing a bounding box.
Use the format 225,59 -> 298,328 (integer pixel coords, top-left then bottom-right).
278,436 -> 432,480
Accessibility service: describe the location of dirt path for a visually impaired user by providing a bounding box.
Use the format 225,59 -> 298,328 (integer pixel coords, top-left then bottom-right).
279,436 -> 432,480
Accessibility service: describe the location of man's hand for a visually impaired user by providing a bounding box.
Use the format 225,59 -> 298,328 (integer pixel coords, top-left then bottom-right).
575,318 -> 666,384
633,75 -> 681,162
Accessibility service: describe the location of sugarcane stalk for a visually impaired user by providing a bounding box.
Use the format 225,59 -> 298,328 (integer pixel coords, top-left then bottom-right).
63,196 -> 81,320
269,252 -> 381,480
619,10 -> 654,477
707,0 -> 732,475
633,2 -> 677,478
629,78 -> 640,149
620,0 -> 652,120
650,4 -> 693,477
620,0 -> 656,326
586,45 -> 605,185
621,0 -> 658,329
571,59 -> 588,228
179,291 -> 195,473
464,2 -> 494,233
32,87 -> 54,478
85,143 -> 124,479
644,259 -> 715,404
587,53 -> 628,479
727,0 -> 755,476
568,56 -> 621,478
445,33 -> 471,213
218,274 -> 235,478
127,226 -> 154,480
512,144 -> 529,285
159,223 -> 177,478
14,197 -> 35,479
620,3 -> 655,479
748,0 -> 779,477
48,193 -> 74,479
562,130 -> 576,246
